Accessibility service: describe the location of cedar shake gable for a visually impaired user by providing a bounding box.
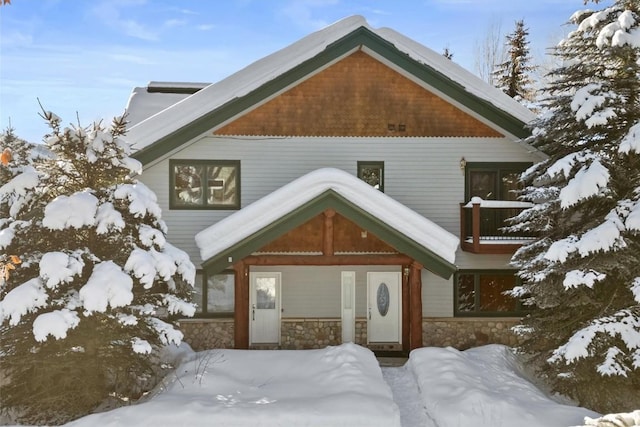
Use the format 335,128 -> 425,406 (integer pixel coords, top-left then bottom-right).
215,51 -> 502,137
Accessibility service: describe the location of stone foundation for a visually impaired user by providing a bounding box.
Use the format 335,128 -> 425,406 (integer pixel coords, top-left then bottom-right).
177,318 -> 234,351
279,318 -> 368,349
422,317 -> 523,350
177,317 -> 523,351
280,319 -> 340,349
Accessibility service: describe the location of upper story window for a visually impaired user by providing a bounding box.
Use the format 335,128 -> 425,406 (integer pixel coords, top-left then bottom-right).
170,160 -> 240,210
463,162 -> 531,240
358,161 -> 384,192
465,162 -> 531,202
455,270 -> 530,317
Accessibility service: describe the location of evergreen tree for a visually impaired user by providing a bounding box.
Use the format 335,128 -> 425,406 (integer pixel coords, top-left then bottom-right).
0,113 -> 196,424
493,20 -> 536,102
0,126 -> 37,288
509,1 -> 640,413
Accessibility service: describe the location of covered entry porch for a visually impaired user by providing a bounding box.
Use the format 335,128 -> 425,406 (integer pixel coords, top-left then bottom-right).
194,169 -> 458,352
235,260 -> 424,352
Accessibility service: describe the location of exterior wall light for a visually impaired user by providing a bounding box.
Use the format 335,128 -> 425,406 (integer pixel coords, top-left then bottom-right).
460,157 -> 467,170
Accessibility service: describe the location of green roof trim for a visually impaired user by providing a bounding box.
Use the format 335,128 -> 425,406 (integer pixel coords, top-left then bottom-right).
201,189 -> 456,279
133,26 -> 531,165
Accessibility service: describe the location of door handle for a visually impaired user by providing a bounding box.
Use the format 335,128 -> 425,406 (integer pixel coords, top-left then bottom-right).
368,307 -> 371,320
252,304 -> 255,321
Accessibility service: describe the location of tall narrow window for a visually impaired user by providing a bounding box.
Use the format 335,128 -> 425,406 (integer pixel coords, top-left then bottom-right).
464,162 -> 531,236
358,161 -> 384,192
170,160 -> 240,209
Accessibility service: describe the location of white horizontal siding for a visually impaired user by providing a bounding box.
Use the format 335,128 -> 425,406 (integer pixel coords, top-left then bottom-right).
454,250 -> 515,270
251,265 -> 399,318
140,135 -> 540,269
422,271 -> 453,317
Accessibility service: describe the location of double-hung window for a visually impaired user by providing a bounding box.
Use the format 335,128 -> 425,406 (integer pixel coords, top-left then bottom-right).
170,160 -> 240,209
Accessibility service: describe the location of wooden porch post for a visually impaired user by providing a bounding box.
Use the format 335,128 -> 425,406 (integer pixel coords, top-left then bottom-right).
233,261 -> 249,349
459,203 -> 466,247
409,261 -> 423,351
472,201 -> 481,252
402,265 -> 410,352
323,209 -> 335,256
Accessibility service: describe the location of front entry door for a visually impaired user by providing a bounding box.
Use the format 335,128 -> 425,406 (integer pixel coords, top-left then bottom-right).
250,272 -> 281,345
367,272 -> 402,343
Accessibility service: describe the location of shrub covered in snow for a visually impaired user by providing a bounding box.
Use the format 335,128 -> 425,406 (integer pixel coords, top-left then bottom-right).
0,114 -> 196,424
508,0 -> 640,413
578,410 -> 640,427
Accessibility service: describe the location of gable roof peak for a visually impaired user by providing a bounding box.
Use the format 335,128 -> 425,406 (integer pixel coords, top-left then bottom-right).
126,15 -> 536,163
195,167 -> 459,277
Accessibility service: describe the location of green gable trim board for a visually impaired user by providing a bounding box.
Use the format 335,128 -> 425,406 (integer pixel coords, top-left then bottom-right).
196,168 -> 458,278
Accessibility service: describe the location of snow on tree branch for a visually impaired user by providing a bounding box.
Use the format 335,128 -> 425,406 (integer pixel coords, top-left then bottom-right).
79,261 -> 134,312
39,251 -> 85,289
620,122 -> 640,153
0,278 -> 48,325
42,191 -> 99,230
549,309 -> 640,376
559,160 -> 610,208
563,269 -> 606,289
32,308 -> 80,342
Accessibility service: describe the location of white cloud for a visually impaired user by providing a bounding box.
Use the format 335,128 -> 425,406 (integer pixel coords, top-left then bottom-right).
282,0 -> 339,30
164,19 -> 187,28
90,0 -> 159,41
108,53 -> 155,65
197,24 -> 215,31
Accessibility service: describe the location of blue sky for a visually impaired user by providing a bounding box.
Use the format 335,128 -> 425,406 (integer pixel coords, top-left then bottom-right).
1,0 -> 594,143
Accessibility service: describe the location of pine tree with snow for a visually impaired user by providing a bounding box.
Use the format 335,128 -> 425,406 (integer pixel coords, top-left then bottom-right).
493,20 -> 536,103
0,126 -> 37,289
508,1 -> 640,413
0,113 -> 196,424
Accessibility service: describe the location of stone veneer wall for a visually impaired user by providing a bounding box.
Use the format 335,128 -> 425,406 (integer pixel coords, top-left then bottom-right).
178,318 -> 234,351
279,318 -> 367,349
177,317 -> 522,351
422,317 -> 523,350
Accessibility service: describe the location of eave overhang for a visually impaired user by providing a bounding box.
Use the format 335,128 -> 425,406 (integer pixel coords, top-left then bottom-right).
200,189 -> 457,279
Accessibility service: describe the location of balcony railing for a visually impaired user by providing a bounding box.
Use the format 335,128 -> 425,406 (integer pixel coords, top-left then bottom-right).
459,197 -> 536,254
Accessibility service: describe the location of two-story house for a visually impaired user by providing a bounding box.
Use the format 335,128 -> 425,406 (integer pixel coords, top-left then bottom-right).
124,16 -> 543,354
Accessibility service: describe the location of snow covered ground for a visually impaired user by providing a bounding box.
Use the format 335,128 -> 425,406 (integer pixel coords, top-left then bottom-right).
66,343 -> 401,427
56,342 -> 604,427
409,345 -> 599,427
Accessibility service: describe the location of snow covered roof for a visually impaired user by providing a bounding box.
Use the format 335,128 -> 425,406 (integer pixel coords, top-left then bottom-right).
124,82 -> 209,127
126,15 -> 536,164
195,168 -> 459,278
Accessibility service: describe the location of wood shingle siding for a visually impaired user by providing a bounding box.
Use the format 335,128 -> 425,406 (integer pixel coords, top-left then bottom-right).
215,51 -> 503,138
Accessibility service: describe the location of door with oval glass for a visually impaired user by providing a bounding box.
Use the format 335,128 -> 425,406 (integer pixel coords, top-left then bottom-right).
367,271 -> 402,343
250,272 -> 281,345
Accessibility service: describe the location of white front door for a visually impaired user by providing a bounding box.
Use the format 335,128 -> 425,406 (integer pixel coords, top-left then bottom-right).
367,272 -> 402,343
250,272 -> 281,344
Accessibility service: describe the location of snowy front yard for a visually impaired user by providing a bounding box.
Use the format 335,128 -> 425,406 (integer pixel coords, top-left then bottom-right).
60,343 -> 602,427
